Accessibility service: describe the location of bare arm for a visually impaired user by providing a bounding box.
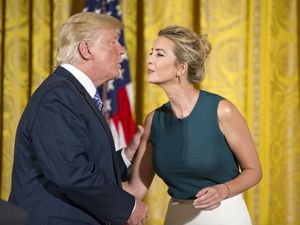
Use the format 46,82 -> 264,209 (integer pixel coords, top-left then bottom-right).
217,99 -> 262,196
194,99 -> 262,209
122,112 -> 156,199
123,125 -> 144,162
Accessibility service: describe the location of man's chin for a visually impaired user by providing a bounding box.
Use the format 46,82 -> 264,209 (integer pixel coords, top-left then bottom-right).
116,70 -> 122,79
108,73 -> 121,81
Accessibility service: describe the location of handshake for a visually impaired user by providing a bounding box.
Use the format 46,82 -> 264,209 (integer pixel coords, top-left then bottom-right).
127,198 -> 148,225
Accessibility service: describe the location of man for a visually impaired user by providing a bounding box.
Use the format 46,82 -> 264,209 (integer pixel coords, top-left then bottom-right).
9,12 -> 147,225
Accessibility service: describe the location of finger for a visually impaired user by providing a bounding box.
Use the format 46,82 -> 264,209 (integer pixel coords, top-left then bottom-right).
202,202 -> 221,210
194,194 -> 222,209
194,201 -> 220,210
195,188 -> 208,198
194,198 -> 211,207
194,191 -> 219,205
195,188 -> 215,201
135,125 -> 144,137
194,197 -> 214,207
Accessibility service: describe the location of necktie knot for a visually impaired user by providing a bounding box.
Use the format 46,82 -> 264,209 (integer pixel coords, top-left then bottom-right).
93,90 -> 103,112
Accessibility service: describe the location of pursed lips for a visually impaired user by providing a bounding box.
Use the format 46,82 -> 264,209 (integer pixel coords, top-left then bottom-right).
147,68 -> 154,74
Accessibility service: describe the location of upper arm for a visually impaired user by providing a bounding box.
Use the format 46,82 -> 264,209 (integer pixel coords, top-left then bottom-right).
217,99 -> 261,173
127,111 -> 156,199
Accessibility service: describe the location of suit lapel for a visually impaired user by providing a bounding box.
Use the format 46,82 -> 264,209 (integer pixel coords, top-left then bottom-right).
53,66 -> 122,185
84,95 -> 122,186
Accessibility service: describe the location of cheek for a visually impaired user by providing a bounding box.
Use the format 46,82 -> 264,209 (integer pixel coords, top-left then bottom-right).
107,48 -> 120,62
158,62 -> 176,76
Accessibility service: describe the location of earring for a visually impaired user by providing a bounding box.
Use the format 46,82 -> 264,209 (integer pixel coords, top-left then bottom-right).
176,71 -> 181,83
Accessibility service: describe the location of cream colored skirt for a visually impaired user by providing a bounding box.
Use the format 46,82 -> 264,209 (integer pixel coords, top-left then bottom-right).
164,194 -> 252,225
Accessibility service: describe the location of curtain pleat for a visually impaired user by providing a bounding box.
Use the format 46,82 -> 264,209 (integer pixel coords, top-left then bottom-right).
0,0 -> 72,199
1,0 -> 31,199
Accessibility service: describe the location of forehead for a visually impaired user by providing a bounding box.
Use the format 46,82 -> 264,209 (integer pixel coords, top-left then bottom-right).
95,28 -> 119,41
153,36 -> 175,51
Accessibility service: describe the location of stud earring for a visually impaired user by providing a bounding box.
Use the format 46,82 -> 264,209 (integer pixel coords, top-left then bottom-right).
176,71 -> 181,83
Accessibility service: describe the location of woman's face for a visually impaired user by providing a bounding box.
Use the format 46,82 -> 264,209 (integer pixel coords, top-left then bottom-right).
146,36 -> 179,84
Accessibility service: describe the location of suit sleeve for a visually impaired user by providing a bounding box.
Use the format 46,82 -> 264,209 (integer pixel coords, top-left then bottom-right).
116,150 -> 130,181
30,86 -> 134,225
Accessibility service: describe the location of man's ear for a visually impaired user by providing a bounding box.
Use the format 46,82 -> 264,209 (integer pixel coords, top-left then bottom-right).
78,42 -> 93,60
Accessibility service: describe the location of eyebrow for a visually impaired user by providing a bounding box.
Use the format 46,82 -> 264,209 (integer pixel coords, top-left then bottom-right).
152,48 -> 167,54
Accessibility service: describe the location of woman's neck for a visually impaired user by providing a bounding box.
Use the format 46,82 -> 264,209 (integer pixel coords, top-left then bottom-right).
163,85 -> 200,119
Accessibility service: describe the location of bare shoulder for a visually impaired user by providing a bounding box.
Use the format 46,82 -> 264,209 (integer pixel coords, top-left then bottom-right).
217,99 -> 242,121
217,99 -> 235,118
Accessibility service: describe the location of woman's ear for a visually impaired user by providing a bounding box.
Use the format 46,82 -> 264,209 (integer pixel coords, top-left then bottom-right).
178,63 -> 188,74
78,42 -> 93,60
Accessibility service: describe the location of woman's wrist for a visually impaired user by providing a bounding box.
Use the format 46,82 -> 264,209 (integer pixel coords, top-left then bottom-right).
222,183 -> 230,199
214,183 -> 231,200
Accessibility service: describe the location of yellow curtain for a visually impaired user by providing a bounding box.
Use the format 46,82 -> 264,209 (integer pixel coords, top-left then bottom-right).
199,0 -> 300,224
1,0 -> 300,225
0,0 -> 74,199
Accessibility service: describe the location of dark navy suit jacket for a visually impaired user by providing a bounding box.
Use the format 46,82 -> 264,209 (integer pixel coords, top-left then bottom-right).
9,66 -> 135,225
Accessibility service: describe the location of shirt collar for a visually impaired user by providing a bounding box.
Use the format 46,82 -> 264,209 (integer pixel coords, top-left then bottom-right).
61,64 -> 96,98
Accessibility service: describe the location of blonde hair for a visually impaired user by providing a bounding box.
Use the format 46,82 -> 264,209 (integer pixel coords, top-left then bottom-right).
158,25 -> 211,84
56,12 -> 123,65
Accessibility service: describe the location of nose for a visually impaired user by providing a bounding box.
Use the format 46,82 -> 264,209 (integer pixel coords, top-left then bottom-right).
118,42 -> 125,55
146,55 -> 153,65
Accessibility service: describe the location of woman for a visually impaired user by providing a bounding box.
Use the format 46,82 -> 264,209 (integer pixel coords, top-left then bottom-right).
123,25 -> 262,225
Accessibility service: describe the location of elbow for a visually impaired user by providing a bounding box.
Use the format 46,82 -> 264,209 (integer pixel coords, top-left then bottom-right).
241,167 -> 263,187
251,167 -> 263,186
123,183 -> 148,200
256,168 -> 263,184
122,182 -> 147,199
129,186 -> 148,200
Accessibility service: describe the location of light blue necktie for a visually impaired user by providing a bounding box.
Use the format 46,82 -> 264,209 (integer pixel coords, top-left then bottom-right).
93,90 -> 103,112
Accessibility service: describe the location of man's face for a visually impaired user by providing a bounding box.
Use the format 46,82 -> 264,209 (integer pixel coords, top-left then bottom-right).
88,28 -> 124,86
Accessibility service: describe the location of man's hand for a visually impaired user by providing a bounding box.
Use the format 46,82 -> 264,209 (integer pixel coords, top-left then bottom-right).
124,125 -> 144,162
127,198 -> 148,225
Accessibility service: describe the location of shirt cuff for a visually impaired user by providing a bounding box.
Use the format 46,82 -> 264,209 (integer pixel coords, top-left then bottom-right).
121,148 -> 131,168
132,199 -> 136,214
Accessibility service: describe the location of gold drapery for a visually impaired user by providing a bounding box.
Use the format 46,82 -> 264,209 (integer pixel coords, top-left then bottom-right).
0,0 -> 74,198
1,1 -> 299,225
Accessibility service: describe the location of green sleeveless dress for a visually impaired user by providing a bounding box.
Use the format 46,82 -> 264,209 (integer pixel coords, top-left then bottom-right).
151,90 -> 240,200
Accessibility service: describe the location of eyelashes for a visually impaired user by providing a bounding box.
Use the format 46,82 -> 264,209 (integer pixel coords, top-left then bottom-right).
149,52 -> 165,57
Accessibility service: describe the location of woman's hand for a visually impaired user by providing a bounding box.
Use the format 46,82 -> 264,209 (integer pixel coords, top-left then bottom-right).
193,184 -> 230,210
